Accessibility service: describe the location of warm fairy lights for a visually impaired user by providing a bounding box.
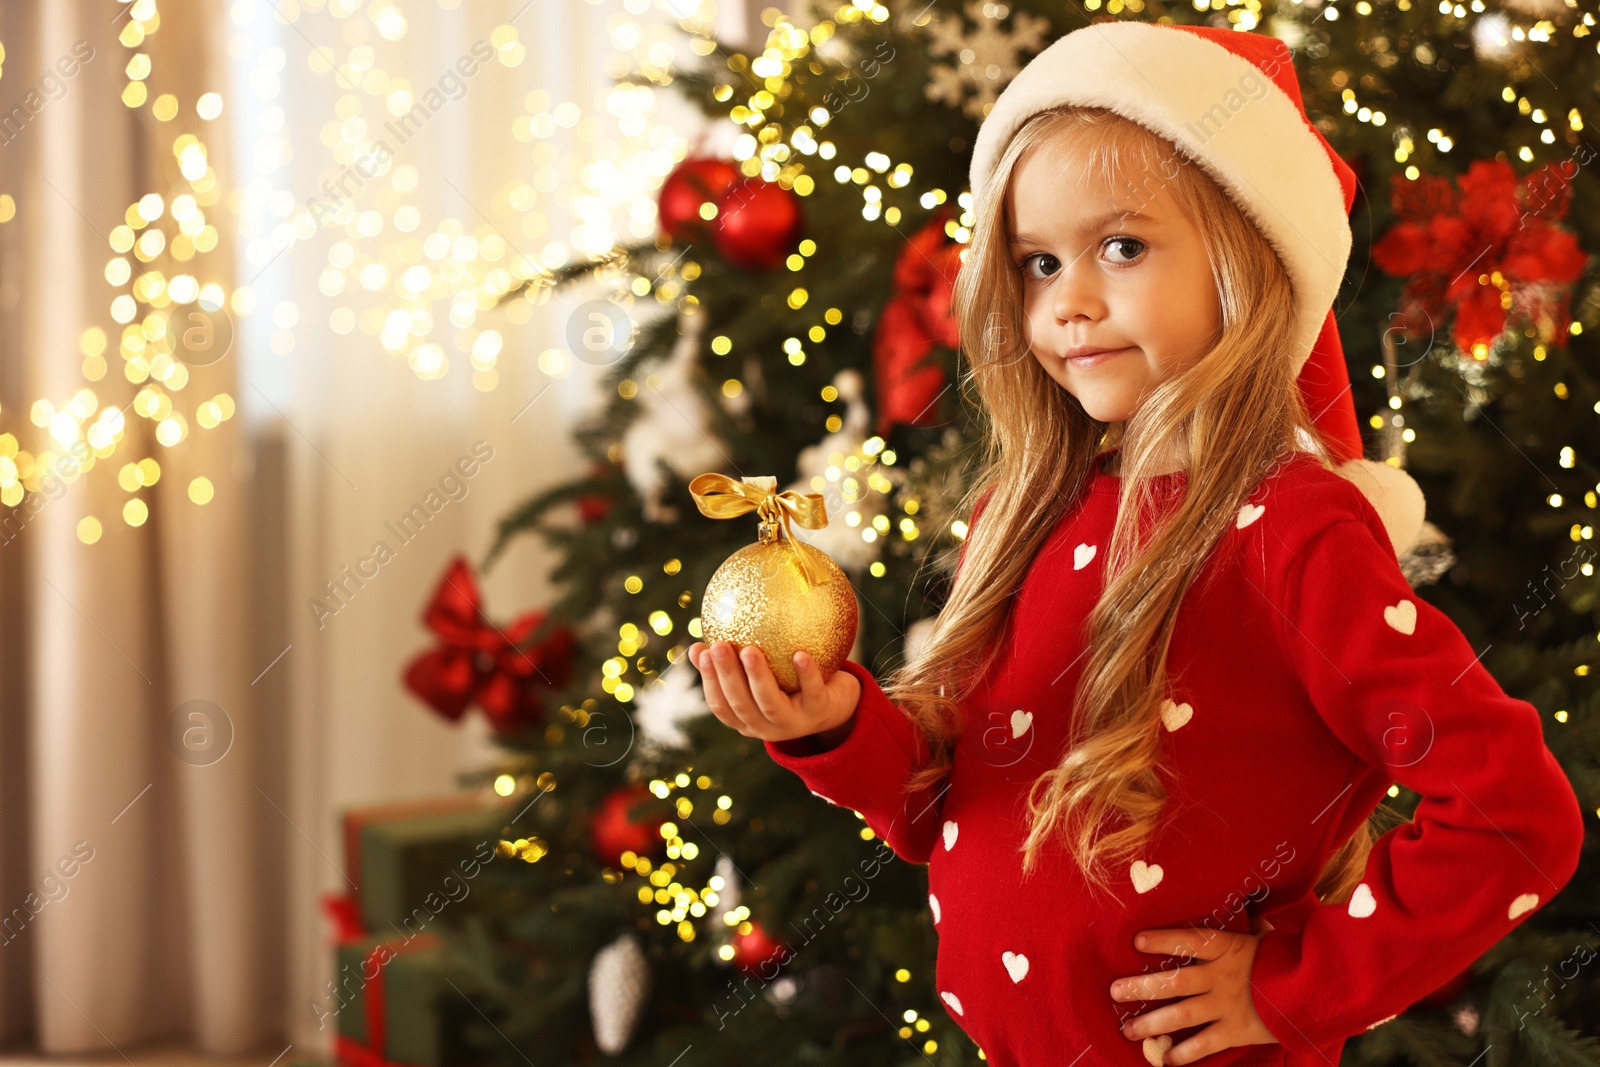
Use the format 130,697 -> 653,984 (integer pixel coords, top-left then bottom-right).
494,769 -> 558,862
0,0 -> 234,537
595,770 -> 727,943
4,0 -> 1590,684
1,0 -> 717,532
231,0 -> 701,391
486,765 -> 748,927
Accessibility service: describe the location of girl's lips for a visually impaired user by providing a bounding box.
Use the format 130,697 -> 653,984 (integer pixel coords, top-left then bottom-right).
1067,346 -> 1133,368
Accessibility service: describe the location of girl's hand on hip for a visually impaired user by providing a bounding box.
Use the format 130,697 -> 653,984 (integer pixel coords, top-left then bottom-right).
1109,917 -> 1280,1065
687,640 -> 860,743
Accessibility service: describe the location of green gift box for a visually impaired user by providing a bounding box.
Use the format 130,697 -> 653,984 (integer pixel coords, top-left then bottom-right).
334,933 -> 475,1067
341,794 -> 509,935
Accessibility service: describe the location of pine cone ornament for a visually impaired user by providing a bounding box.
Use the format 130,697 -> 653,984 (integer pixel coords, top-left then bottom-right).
588,931 -> 651,1055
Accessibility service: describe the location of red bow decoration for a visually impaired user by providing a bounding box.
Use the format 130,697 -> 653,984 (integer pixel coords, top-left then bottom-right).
321,890 -> 368,942
401,555 -> 575,734
1372,158 -> 1588,358
872,208 -> 964,437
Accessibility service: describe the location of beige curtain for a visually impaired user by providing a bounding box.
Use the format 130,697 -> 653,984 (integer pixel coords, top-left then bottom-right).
0,0 -> 268,1053
0,0 -> 772,1054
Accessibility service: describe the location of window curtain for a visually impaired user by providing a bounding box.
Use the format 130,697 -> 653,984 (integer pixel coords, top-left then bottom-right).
0,0 -> 768,1054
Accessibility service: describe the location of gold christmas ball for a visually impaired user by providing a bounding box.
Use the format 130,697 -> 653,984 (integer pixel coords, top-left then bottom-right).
701,537 -> 858,693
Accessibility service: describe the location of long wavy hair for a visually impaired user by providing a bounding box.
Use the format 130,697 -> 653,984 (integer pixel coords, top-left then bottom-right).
880,105 -> 1389,908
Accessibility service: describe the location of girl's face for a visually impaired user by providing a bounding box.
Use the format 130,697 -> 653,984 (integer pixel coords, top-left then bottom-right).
1006,133 -> 1222,425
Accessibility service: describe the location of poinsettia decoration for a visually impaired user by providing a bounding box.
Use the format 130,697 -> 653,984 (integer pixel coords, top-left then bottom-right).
872,207 -> 963,437
1372,158 -> 1589,357
402,555 -> 576,734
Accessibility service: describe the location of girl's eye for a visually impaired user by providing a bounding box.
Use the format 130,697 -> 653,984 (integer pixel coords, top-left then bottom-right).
1017,252 -> 1060,281
1103,236 -> 1146,264
1016,237 -> 1146,282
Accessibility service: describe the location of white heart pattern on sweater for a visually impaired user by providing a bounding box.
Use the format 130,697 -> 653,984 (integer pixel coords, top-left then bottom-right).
940,990 -> 964,1016
1160,698 -> 1193,731
943,819 -> 958,851
1384,599 -> 1417,635
1236,503 -> 1265,529
1002,951 -> 1029,983
1348,882 -> 1377,918
1130,860 -> 1163,894
1142,1035 -> 1173,1065
929,893 -> 941,924
1074,542 -> 1097,570
1508,892 -> 1540,920
1011,709 -> 1033,738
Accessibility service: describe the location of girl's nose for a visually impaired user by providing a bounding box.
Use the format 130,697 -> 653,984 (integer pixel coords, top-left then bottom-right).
1051,250 -> 1105,325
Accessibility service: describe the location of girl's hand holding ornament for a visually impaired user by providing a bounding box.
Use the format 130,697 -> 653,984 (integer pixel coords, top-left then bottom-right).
689,640 -> 860,749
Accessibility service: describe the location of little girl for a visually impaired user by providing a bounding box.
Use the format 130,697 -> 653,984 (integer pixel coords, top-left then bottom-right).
688,21 -> 1585,1067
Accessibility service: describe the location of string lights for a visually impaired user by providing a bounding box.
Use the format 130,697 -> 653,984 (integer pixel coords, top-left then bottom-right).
0,0 -> 234,541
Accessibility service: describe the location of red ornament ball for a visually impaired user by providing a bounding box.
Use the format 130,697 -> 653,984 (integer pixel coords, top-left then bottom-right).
575,462 -> 614,524
732,921 -> 791,976
589,784 -> 665,867
576,493 -> 611,524
658,158 -> 739,244
712,178 -> 804,271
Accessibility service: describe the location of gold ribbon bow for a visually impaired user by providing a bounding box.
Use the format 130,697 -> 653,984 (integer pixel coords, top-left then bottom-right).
688,472 -> 834,588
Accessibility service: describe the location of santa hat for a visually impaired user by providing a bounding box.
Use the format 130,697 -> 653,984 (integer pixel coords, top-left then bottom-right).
969,21 -> 1426,557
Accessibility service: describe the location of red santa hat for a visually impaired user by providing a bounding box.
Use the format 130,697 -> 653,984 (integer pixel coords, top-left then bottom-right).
969,21 -> 1426,556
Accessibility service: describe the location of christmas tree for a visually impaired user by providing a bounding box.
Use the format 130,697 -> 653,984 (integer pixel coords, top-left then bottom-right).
393,0 -> 1598,1063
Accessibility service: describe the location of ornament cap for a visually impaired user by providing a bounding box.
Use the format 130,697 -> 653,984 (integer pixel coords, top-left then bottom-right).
688,471 -> 835,587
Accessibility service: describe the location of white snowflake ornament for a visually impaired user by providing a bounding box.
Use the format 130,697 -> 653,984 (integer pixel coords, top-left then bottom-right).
634,657 -> 711,754
620,307 -> 728,523
914,0 -> 1052,120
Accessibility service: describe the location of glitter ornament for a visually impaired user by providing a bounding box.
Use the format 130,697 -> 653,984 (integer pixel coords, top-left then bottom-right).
689,473 -> 858,694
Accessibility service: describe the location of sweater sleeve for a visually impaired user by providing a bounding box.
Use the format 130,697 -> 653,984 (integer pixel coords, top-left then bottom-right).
764,659 -> 950,864
760,485 -> 996,865
1248,514 -> 1587,1055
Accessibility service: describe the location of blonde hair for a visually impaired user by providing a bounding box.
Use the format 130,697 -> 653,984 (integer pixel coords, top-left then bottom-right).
881,106 -> 1386,908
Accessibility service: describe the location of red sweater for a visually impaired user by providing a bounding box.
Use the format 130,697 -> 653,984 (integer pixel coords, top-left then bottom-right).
764,449 -> 1585,1066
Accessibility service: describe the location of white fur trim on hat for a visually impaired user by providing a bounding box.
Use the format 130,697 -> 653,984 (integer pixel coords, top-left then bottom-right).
968,22 -> 1351,377
1336,457 -> 1427,557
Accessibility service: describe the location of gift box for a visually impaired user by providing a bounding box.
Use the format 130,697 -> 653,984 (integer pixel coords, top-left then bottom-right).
332,932 -> 477,1067
326,792 -> 514,1067
341,793 -> 510,934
